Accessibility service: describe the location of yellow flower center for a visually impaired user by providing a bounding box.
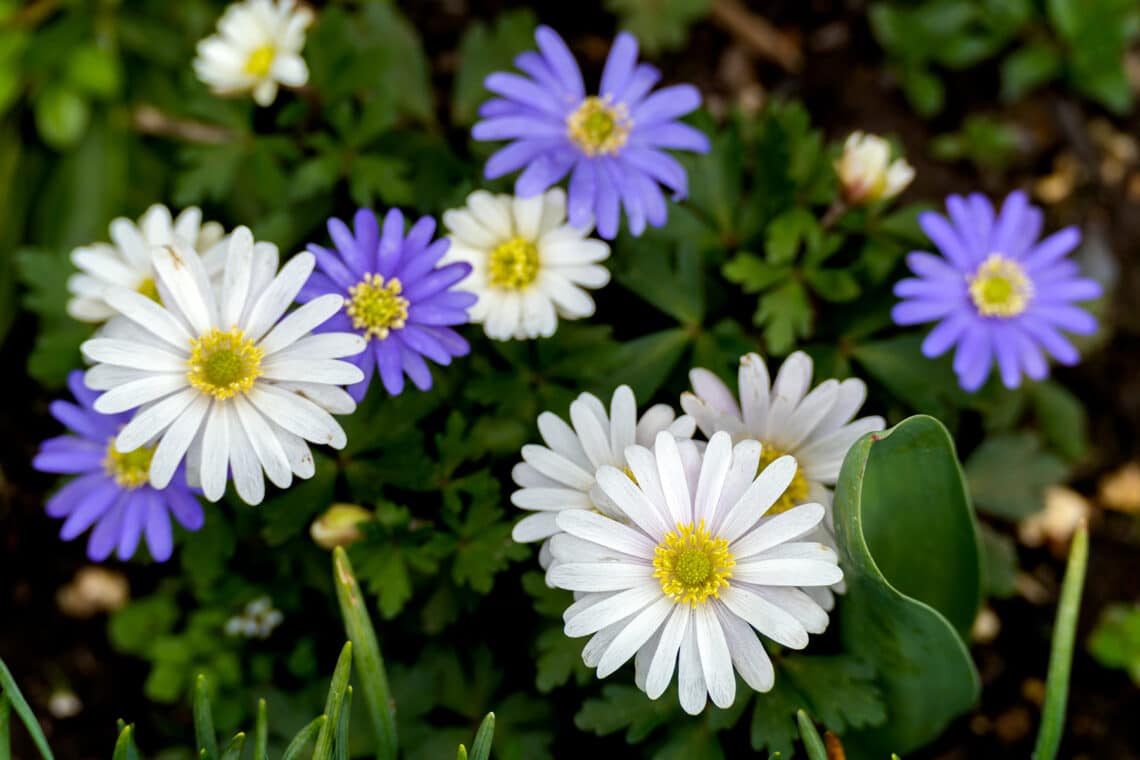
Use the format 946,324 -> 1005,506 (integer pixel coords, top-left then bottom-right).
187,327 -> 264,400
104,437 -> 155,489
136,276 -> 160,303
969,254 -> 1033,318
758,443 -> 810,515
566,96 -> 631,156
346,274 -> 409,340
487,237 -> 540,290
653,520 -> 735,607
244,45 -> 276,77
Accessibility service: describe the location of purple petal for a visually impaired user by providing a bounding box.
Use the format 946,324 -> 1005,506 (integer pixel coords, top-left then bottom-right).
568,159 -> 598,229
145,495 -> 174,562
1008,207 -> 1044,259
394,239 -> 451,285
967,193 -> 996,253
329,217 -> 368,275
1012,326 -> 1049,381
990,191 -> 1029,256
60,481 -> 121,540
918,211 -> 972,270
399,340 -> 433,391
906,251 -> 963,281
472,115 -> 564,142
892,298 -> 958,325
1034,277 -> 1102,304
486,138 -> 564,180
992,324 -> 1022,389
47,473 -> 109,519
1024,227 -> 1081,272
516,148 -> 577,197
594,161 -> 621,240
922,311 -> 971,357
167,487 -> 205,531
398,324 -> 453,365
34,437 -> 105,473
298,271 -> 347,303
308,243 -> 358,288
610,157 -> 647,236
86,495 -> 128,562
616,64 -> 661,108
407,303 -> 471,325
478,98 -> 521,119
419,289 -> 477,312
377,208 -> 405,277
346,349 -> 375,403
513,51 -> 569,98
49,400 -> 107,442
954,325 -> 993,392
945,195 -> 985,263
600,32 -> 639,100
1030,303 -> 1097,335
376,338 -> 405,395
620,148 -> 688,198
894,277 -> 966,300
633,171 -> 668,228
403,262 -> 471,301
67,369 -> 101,411
354,209 -> 380,264
486,72 -> 567,117
632,84 -> 702,126
535,26 -> 585,100
1020,316 -> 1079,364
116,493 -> 147,560
635,122 -> 710,153
424,326 -> 470,357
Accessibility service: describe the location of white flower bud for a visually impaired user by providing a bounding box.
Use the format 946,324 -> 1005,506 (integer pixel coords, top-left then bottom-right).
835,131 -> 915,204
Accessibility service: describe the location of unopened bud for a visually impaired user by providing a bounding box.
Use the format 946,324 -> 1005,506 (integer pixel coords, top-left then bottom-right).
310,503 -> 372,550
835,131 -> 914,205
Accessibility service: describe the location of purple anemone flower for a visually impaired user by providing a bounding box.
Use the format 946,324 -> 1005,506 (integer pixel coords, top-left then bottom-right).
298,209 -> 476,399
892,191 -> 1102,391
33,371 -> 204,562
472,26 -> 710,240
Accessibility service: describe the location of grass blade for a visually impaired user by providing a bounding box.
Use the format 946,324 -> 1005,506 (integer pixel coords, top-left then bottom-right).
795,710 -> 827,760
219,733 -> 245,760
2,695 -> 10,760
282,716 -> 325,760
312,642 -> 353,760
456,746 -> 468,760
193,675 -> 218,760
1032,524 -> 1089,760
333,686 -> 352,760
253,699 -> 268,760
333,547 -> 398,760
468,713 -> 495,760
111,723 -> 138,760
0,658 -> 54,760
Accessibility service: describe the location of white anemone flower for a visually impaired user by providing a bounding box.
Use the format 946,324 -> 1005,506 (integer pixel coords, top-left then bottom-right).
67,204 -> 225,323
80,227 -> 366,506
681,352 -> 884,608
834,131 -> 914,205
510,385 -> 694,573
442,188 -> 610,341
548,431 -> 842,714
193,0 -> 314,107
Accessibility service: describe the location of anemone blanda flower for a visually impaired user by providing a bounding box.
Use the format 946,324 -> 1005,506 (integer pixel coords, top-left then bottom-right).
33,371 -> 204,562
67,204 -> 225,323
442,189 -> 610,341
893,191 -> 1102,391
297,209 -> 475,399
547,431 -> 841,714
472,27 -> 710,240
193,0 -> 313,107
80,227 -> 366,506
834,131 -> 914,205
510,385 -> 694,572
680,352 -> 884,608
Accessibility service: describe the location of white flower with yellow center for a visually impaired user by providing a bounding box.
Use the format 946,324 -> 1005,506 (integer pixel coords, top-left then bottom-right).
681,352 -> 884,608
511,385 -> 695,571
67,204 -> 225,323
80,227 -> 366,506
193,0 -> 313,107
835,131 -> 914,205
547,431 -> 841,714
442,188 -> 610,341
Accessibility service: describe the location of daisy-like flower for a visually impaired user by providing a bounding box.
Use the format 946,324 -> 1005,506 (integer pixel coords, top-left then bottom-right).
297,209 -> 475,399
834,131 -> 914,205
33,371 -> 204,562
68,204 -> 225,323
193,0 -> 313,107
472,27 -> 710,239
892,191 -> 1102,391
548,431 -> 842,714
443,189 -> 610,341
681,352 -> 884,608
511,385 -> 694,572
80,228 -> 366,506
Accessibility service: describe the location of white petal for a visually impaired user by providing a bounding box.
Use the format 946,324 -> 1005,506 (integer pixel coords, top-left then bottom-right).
271,421 -> 315,478
717,455 -> 798,543
732,558 -> 843,588
556,510 -> 656,556
565,583 -> 661,636
547,562 -> 655,592
765,352 -> 813,435
227,403 -> 266,505
94,374 -> 188,415
694,604 -> 735,708
247,384 -> 347,448
103,288 -> 193,349
272,381 -> 357,415
570,394 -> 616,469
115,388 -> 198,451
272,332 -> 367,361
595,596 -> 673,678
738,353 -> 772,435
730,503 -> 825,560
258,294 -> 347,355
645,604 -> 689,699
152,241 -> 217,335
690,367 -> 741,417
512,191 -> 546,241
782,379 -> 840,451
512,511 -> 561,543
595,465 -> 670,541
654,432 -> 692,528
521,444 -> 594,490
720,585 -> 808,649
714,605 -> 774,692
233,395 -> 293,489
150,395 -> 211,488
693,431 -> 732,526
83,338 -> 186,372
752,587 -> 829,634
259,358 -> 364,385
677,623 -> 707,715
221,226 -> 255,326
200,403 -> 231,502
537,411 -> 592,471
608,385 -> 637,463
466,190 -> 514,239
244,251 -> 315,342
511,487 -> 594,512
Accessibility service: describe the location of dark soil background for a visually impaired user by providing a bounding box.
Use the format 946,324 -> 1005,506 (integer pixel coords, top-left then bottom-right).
5,0 -> 1140,757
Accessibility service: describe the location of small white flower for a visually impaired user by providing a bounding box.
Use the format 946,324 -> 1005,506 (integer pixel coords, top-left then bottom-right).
225,596 -> 284,638
442,188 -> 611,341
510,385 -> 694,572
80,227 -> 366,506
681,352 -> 884,608
67,204 -> 225,323
193,0 -> 313,107
834,131 -> 914,204
548,431 -> 842,714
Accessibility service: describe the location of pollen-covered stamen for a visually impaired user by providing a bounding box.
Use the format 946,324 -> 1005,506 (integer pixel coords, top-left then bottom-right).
567,96 -> 632,157
347,274 -> 409,340
653,520 -> 735,607
187,327 -> 264,400
488,237 -> 540,290
969,253 -> 1033,318
758,444 -> 809,515
104,436 -> 155,489
244,45 -> 276,77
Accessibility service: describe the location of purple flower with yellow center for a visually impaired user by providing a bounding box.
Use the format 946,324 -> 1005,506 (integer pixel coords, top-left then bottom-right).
298,208 -> 476,399
33,371 -> 204,562
892,191 -> 1102,391
472,26 -> 710,240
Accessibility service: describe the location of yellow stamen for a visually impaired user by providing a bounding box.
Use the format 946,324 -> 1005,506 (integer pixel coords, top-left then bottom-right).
244,45 -> 276,77
104,437 -> 155,489
346,274 -> 409,341
758,443 -> 810,515
136,277 -> 160,303
969,253 -> 1033,318
187,327 -> 264,400
653,520 -> 734,607
566,96 -> 631,156
487,237 -> 540,290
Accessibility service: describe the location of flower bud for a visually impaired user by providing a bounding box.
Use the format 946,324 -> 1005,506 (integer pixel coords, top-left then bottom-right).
310,503 -> 373,550
835,131 -> 914,204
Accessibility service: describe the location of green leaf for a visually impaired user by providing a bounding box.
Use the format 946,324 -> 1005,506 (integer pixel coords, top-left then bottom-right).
313,642 -> 353,760
468,713 -> 495,760
333,548 -> 398,760
282,716 -> 325,760
979,522 -> 1019,598
1031,380 -> 1089,462
575,684 -> 676,742
219,733 -> 245,760
34,85 -> 90,149
900,66 -> 945,117
965,432 -> 1068,520
796,711 -> 828,760
1033,525 -> 1088,760
616,239 -> 704,325
333,686 -> 352,760
452,9 -> 538,124
253,699 -> 268,760
65,43 -> 121,99
111,723 -> 138,760
193,674 -> 218,760
780,656 -> 887,735
348,154 -> 413,208
1089,603 -> 1140,684
851,334 -> 970,420
1001,43 -> 1061,101
756,280 -> 813,355
765,207 -> 820,265
0,657 -> 54,759
749,681 -> 800,758
803,267 -> 861,303
16,247 -> 90,387
588,328 -> 691,400
723,252 -> 792,294
834,415 -> 981,754
604,0 -> 711,53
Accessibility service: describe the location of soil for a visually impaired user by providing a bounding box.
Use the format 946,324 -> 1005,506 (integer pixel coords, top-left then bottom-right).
5,1 -> 1140,758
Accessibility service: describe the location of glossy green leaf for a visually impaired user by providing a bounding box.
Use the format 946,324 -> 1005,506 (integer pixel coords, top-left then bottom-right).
1033,525 -> 1088,760
468,712 -> 495,760
834,415 -> 981,754
0,658 -> 53,760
